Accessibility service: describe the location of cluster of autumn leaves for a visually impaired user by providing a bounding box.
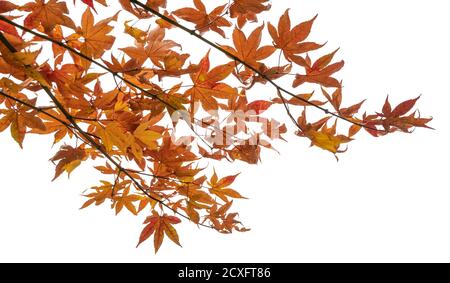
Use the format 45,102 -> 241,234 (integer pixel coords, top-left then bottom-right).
0,0 -> 432,253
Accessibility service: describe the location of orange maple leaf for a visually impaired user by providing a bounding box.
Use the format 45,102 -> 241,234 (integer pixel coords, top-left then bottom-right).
208,170 -> 245,203
137,212 -> 182,253
121,28 -> 180,68
377,96 -> 434,133
67,8 -> 118,69
222,24 -> 276,69
20,0 -> 76,33
173,0 -> 231,37
229,0 -> 271,28
185,52 -> 236,111
293,49 -> 344,88
50,145 -> 87,180
268,10 -> 322,66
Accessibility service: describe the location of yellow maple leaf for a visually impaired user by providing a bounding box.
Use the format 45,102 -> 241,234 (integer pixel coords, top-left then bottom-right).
133,122 -> 161,149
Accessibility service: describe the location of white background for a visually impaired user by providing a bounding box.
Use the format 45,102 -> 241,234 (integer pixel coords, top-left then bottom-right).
0,0 -> 449,263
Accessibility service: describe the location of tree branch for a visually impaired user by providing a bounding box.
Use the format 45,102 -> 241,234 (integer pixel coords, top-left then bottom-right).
129,0 -> 384,133
0,32 -> 213,229
0,14 -> 253,151
0,15 -> 253,150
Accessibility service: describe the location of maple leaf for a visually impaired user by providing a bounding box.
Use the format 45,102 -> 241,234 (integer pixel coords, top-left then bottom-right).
153,51 -> 199,80
156,11 -> 176,29
121,28 -> 180,68
112,187 -> 140,215
20,0 -> 76,33
208,170 -> 245,203
0,1 -> 17,14
205,201 -> 249,233
296,109 -> 351,157
102,54 -> 142,76
185,52 -> 236,111
320,87 -> 365,118
97,122 -> 131,154
177,181 -> 216,209
268,10 -> 322,66
229,0 -> 271,28
205,201 -> 232,230
0,46 -> 51,88
232,63 -> 292,87
173,0 -> 231,38
247,100 -> 273,114
30,108 -> 70,144
0,110 -> 25,147
146,0 -> 167,11
68,8 -> 118,69
147,133 -> 199,170
79,0 -> 106,12
306,128 -> 350,156
0,16 -> 21,41
81,180 -> 131,209
123,20 -> 148,43
222,25 -> 276,69
376,96 -> 433,134
50,145 -> 86,180
293,50 -> 345,88
133,121 -> 161,149
0,96 -> 47,148
137,211 -> 182,253
229,144 -> 261,164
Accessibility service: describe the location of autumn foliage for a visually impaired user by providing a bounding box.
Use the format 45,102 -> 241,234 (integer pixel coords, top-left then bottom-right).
0,0 -> 432,253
